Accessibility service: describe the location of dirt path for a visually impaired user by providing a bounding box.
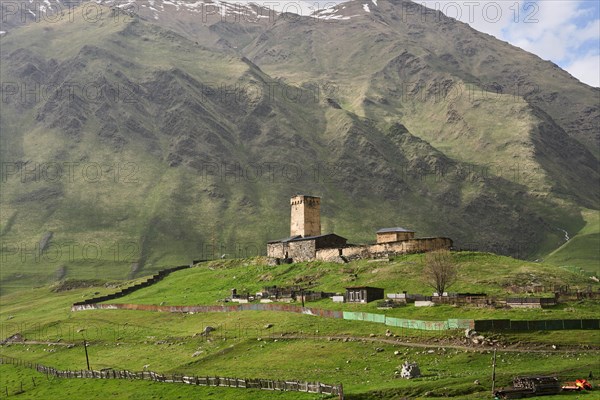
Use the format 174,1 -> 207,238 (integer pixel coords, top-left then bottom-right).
278,334 -> 600,353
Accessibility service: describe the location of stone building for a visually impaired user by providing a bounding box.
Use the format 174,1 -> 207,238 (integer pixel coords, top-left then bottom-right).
376,227 -> 415,243
267,233 -> 347,262
290,195 -> 321,237
267,195 -> 452,263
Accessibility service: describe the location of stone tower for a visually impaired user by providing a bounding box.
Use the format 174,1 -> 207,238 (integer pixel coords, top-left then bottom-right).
290,195 -> 321,237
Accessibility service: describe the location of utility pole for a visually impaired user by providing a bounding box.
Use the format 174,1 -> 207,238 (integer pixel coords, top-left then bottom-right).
491,347 -> 497,395
83,339 -> 90,370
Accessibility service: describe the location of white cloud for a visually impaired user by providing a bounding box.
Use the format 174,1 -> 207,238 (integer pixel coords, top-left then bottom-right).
565,53 -> 600,87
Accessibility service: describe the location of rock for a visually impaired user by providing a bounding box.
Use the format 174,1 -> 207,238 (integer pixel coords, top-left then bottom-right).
369,333 -> 376,337
465,329 -> 477,338
400,361 -> 421,379
394,350 -> 400,355
191,351 -> 203,357
201,326 -> 215,336
376,347 -> 384,352
474,379 -> 480,385
264,324 -> 273,329
385,329 -> 392,337
427,350 -> 435,354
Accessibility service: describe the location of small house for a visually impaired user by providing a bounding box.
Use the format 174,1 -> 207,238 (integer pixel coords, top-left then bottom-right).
345,286 -> 384,303
376,227 -> 415,243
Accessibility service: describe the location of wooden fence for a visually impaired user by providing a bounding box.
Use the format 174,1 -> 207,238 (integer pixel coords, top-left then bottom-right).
0,357 -> 343,398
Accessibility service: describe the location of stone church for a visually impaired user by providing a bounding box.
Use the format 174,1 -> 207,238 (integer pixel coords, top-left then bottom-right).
267,195 -> 452,263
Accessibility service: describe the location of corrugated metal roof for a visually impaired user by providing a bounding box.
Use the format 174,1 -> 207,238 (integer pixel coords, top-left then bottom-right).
267,235 -> 302,244
345,286 -> 384,290
376,227 -> 414,233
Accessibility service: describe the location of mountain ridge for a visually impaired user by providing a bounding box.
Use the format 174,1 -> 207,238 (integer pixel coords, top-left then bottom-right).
0,0 -> 597,288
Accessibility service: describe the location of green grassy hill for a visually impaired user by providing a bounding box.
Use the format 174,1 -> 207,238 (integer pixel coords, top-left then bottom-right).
0,253 -> 599,399
544,209 -> 600,276
103,253 -> 600,319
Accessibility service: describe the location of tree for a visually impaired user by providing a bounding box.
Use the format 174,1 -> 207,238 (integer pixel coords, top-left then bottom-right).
423,250 -> 457,296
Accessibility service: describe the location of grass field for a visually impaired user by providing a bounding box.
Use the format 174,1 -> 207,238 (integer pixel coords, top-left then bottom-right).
1,253 -> 599,399
544,209 -> 600,276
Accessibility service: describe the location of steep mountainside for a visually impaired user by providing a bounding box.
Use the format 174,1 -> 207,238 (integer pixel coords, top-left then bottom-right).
0,0 -> 598,290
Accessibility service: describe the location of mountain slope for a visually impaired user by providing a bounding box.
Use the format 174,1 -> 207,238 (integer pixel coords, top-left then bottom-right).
0,1 -> 597,289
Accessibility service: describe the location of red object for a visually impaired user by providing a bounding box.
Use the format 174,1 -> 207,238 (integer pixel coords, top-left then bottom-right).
575,379 -> 592,390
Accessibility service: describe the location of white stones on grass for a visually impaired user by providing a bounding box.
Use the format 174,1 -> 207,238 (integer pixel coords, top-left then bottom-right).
399,361 -> 421,379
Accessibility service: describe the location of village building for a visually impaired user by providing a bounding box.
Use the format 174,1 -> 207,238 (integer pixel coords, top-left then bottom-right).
267,195 -> 452,262
345,286 -> 385,303
376,227 -> 415,243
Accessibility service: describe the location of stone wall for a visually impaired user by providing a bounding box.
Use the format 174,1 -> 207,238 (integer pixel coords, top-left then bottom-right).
267,243 -> 285,258
288,240 -> 316,262
377,231 -> 414,243
315,248 -> 341,262
314,237 -> 453,262
368,237 -> 452,257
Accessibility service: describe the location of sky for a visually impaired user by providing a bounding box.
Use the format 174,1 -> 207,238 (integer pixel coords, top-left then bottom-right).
418,0 -> 600,87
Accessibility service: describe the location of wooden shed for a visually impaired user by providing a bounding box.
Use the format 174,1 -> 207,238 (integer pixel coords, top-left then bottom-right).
345,286 -> 385,303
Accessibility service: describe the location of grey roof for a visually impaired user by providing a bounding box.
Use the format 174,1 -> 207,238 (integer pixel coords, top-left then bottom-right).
267,233 -> 346,244
267,235 -> 302,244
345,286 -> 384,290
376,227 -> 414,233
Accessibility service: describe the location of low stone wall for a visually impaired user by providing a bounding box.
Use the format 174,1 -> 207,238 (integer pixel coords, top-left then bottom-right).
72,265 -> 191,307
72,302 -> 344,319
315,237 -> 453,262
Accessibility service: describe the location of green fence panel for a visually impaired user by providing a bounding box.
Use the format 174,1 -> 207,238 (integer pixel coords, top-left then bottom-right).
473,319 -> 599,331
582,319 -> 600,329
546,320 -> 564,330
447,319 -> 474,329
342,311 -> 361,321
474,320 -> 494,331
563,319 -> 583,329
343,312 -> 386,324
509,321 -> 529,331
365,313 -> 386,324
385,317 -> 400,327
528,320 -> 547,331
